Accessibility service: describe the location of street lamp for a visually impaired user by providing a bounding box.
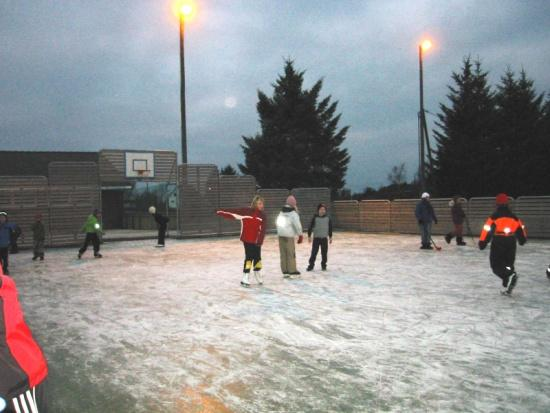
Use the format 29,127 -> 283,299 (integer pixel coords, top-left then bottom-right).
418,39 -> 432,192
175,1 -> 194,164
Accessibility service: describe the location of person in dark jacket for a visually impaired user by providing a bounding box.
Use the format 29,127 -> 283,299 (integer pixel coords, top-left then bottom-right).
31,214 -> 46,261
306,203 -> 333,271
445,196 -> 466,246
0,212 -> 15,274
415,192 -> 438,249
9,223 -> 21,254
479,193 -> 527,295
0,266 -> 49,413
148,206 -> 170,247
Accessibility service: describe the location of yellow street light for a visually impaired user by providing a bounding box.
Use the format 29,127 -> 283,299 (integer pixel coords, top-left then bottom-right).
421,39 -> 433,52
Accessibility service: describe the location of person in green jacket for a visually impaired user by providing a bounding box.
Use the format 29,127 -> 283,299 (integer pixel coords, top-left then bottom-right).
31,213 -> 46,261
78,209 -> 103,259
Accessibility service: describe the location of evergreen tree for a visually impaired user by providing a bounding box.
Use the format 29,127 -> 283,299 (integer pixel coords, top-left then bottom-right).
430,57 -> 496,197
220,164 -> 237,175
494,69 -> 546,195
239,60 -> 350,194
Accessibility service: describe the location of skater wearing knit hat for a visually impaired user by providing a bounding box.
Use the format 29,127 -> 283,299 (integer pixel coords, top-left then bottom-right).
479,193 -> 527,295
276,195 -> 303,277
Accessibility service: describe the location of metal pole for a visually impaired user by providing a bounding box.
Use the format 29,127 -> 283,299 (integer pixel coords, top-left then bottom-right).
179,15 -> 188,164
418,45 -> 425,192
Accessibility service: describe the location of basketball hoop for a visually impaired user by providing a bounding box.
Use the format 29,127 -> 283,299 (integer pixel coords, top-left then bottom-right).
136,169 -> 151,178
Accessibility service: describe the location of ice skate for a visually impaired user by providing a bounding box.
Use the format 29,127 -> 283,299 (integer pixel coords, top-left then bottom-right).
94,253 -> 103,259
240,272 -> 250,287
155,244 -> 165,248
253,270 -> 263,285
444,233 -> 452,244
506,272 -> 518,294
289,271 -> 301,279
306,265 -> 313,271
77,252 -> 82,259
32,255 -> 38,261
322,265 -> 327,271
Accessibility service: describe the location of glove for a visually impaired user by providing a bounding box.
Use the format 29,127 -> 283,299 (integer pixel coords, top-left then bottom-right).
478,240 -> 487,250
297,235 -> 303,244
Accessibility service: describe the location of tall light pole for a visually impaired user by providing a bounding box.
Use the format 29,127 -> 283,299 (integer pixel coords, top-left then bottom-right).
178,3 -> 193,164
418,39 -> 432,192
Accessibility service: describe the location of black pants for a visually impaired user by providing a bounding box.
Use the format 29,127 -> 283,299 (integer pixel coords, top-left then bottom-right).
309,238 -> 328,268
157,224 -> 167,245
0,247 -> 8,273
243,242 -> 262,273
5,381 -> 47,413
490,238 -> 517,286
79,233 -> 100,256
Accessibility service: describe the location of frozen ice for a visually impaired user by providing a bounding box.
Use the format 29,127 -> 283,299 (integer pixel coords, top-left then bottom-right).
9,233 -> 550,412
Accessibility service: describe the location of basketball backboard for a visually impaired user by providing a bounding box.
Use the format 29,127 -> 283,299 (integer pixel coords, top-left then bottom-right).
125,152 -> 155,178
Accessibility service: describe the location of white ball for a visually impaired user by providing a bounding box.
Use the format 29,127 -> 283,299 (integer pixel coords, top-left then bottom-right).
0,397 -> 6,411
148,206 -> 156,214
546,265 -> 550,279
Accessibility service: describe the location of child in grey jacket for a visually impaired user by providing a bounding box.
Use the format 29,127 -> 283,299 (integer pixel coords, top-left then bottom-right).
276,195 -> 303,277
307,203 -> 333,271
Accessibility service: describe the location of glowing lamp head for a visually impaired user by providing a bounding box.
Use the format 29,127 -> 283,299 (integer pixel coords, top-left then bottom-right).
421,40 -> 432,52
180,4 -> 193,16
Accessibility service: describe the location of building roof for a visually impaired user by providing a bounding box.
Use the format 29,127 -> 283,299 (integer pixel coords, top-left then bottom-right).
0,151 -> 98,177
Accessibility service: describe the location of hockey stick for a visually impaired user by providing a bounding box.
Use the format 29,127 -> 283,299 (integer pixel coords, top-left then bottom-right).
430,236 -> 442,251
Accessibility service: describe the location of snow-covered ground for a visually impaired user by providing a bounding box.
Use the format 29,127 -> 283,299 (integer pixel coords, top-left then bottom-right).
9,233 -> 550,412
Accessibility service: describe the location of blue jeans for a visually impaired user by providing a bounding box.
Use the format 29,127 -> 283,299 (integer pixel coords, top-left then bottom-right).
419,222 -> 432,246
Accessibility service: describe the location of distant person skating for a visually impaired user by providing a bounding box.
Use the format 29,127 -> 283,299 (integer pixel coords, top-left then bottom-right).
415,192 -> 438,249
31,213 -> 46,261
148,206 -> 169,248
306,203 -> 333,271
0,266 -> 49,413
479,193 -> 527,295
217,195 -> 267,287
445,196 -> 467,246
0,212 -> 15,274
78,209 -> 103,259
276,195 -> 303,277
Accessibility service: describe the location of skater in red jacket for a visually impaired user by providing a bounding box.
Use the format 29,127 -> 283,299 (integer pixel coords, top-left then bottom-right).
0,266 -> 48,413
217,195 -> 267,287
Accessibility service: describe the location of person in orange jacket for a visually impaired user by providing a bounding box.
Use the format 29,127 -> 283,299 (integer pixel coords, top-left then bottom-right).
0,266 -> 48,412
217,195 -> 267,287
478,193 -> 527,295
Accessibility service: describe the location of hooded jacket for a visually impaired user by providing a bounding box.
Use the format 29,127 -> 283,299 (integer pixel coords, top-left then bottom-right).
276,205 -> 303,238
0,267 -> 48,407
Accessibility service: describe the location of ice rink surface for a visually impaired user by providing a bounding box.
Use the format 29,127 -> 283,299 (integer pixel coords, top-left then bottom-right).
9,233 -> 550,412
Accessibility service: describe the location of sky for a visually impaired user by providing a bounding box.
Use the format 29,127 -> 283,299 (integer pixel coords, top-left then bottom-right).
1,0 -> 549,192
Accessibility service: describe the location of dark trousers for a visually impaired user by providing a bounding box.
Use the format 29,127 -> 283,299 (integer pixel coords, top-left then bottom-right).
5,381 -> 47,413
0,247 -> 8,273
419,222 -> 432,246
157,224 -> 167,245
490,238 -> 517,286
243,242 -> 262,273
79,233 -> 100,256
309,238 -> 328,268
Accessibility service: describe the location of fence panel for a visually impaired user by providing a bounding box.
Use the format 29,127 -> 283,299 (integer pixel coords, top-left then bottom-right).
360,200 -> 391,232
390,199 -> 418,234
0,177 -> 50,248
48,185 -> 101,246
178,165 -> 220,236
48,162 -> 99,186
332,201 -> 360,231
291,188 -> 331,230
218,175 -> 257,235
515,196 -> 550,238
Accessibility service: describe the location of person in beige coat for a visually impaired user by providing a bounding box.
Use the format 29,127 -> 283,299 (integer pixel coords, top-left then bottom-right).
276,195 -> 303,277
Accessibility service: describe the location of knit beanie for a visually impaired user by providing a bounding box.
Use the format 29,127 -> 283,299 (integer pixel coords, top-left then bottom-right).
496,193 -> 509,205
286,195 -> 297,208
